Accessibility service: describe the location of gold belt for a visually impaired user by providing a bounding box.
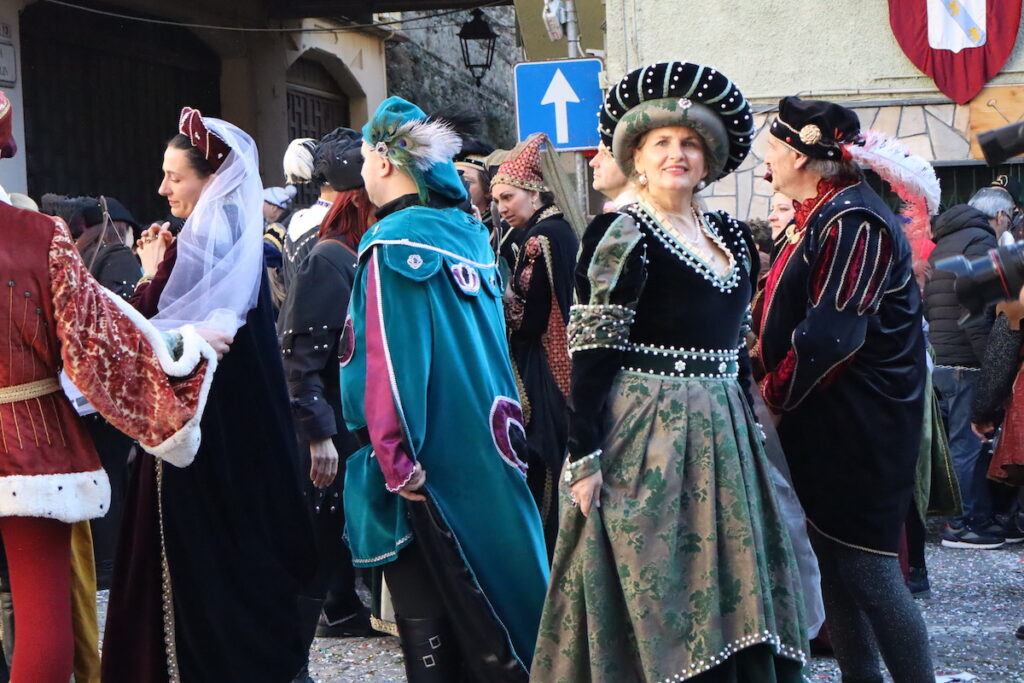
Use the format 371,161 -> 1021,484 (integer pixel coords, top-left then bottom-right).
0,377 -> 61,405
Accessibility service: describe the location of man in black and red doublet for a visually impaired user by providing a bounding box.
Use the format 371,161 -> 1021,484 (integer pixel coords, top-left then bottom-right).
756,96 -> 934,682
756,177 -> 926,555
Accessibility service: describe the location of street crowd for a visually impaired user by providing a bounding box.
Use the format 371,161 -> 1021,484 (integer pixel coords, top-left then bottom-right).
0,58 -> 1021,683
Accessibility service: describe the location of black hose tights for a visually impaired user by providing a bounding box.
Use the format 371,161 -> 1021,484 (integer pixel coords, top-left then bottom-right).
811,531 -> 934,683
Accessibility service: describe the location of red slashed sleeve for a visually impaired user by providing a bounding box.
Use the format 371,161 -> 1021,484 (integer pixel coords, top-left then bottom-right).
761,211 -> 894,411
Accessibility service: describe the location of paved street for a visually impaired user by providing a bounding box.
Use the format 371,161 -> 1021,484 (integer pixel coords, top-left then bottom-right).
307,532 -> 1024,682
95,526 -> 1023,681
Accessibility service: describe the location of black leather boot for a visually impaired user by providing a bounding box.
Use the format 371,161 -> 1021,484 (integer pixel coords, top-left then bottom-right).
291,596 -> 324,683
396,616 -> 463,683
0,590 -> 12,680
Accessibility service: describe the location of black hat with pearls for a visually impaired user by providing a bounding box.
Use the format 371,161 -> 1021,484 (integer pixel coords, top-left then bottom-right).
598,62 -> 755,183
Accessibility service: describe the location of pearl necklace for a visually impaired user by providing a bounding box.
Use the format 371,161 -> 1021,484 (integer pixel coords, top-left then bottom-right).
627,204 -> 740,292
648,203 -> 715,262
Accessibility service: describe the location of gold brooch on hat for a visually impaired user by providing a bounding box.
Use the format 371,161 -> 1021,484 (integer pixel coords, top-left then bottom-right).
799,124 -> 822,146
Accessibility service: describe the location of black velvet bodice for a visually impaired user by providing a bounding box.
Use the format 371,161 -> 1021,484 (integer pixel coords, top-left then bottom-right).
568,205 -> 759,462
624,206 -> 753,352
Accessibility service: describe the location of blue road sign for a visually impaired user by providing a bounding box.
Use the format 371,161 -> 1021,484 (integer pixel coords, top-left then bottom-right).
514,58 -> 603,151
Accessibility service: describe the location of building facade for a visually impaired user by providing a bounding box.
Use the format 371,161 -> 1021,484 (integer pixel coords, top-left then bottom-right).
0,0 -> 388,220
603,0 -> 1024,220
385,7 -> 521,148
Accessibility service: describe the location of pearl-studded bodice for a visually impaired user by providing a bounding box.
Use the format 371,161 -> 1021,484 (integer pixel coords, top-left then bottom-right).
622,204 -> 753,354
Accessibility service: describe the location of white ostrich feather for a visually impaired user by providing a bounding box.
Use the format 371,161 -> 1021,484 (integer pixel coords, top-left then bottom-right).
846,130 -> 941,215
283,137 -> 316,184
391,119 -> 463,170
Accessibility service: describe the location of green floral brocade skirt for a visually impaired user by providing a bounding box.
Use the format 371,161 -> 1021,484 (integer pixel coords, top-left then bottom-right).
531,372 -> 809,682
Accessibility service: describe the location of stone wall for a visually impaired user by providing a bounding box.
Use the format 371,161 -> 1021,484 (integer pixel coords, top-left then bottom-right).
385,7 -> 522,148
702,101 -> 977,222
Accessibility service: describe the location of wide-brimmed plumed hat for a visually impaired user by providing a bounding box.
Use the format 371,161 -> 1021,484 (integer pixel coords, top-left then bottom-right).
598,62 -> 755,183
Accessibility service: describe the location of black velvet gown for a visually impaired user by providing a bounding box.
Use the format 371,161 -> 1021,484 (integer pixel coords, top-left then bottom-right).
102,242 -> 315,682
505,205 -> 578,556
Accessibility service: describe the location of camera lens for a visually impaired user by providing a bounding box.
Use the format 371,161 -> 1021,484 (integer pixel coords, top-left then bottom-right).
937,242 -> 1024,323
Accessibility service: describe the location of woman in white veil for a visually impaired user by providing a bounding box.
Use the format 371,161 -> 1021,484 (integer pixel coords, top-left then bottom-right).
148,109 -> 264,334
101,108 -> 315,682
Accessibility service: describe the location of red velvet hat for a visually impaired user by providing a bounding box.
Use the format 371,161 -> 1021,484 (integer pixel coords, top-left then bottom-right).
491,133 -> 548,192
0,92 -> 17,159
179,107 -> 230,171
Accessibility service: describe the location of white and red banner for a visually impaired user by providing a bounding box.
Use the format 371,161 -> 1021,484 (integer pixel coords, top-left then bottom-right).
889,0 -> 1021,104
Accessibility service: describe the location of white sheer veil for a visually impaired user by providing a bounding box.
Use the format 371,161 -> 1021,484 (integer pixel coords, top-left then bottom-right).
150,118 -> 263,335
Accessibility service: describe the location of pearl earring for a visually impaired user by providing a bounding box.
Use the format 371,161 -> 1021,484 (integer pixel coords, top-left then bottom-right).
638,171 -> 648,187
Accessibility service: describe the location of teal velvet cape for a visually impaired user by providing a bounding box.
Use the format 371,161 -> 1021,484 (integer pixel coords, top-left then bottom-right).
340,203 -> 549,666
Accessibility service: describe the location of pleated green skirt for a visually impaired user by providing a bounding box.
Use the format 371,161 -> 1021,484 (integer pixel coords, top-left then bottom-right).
531,372 -> 809,682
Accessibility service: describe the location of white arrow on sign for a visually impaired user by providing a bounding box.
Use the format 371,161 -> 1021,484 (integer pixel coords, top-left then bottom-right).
540,68 -> 580,144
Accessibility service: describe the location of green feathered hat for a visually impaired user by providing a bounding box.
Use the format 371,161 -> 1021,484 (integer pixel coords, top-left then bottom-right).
362,97 -> 467,205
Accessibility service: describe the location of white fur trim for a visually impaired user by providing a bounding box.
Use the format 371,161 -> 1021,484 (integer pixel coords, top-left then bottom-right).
105,292 -> 218,467
0,469 -> 110,523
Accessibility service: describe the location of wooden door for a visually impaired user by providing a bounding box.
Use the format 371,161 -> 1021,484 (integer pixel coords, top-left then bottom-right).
287,57 -> 349,208
20,2 -> 220,224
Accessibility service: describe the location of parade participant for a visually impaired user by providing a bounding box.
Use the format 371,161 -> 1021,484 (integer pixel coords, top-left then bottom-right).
533,61 -> 809,682
68,196 -> 144,589
278,127 -> 381,680
263,185 -> 298,309
589,140 -> 636,210
454,137 -> 494,224
281,137 -> 336,293
264,185 -> 297,226
491,133 -> 578,556
759,96 -> 936,682
75,197 -> 141,300
0,92 -> 223,683
768,191 -> 795,242
341,96 -> 548,682
102,108 -> 315,681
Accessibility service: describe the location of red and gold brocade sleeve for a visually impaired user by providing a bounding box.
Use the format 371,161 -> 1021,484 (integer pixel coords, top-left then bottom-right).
761,211 -> 894,412
48,219 -> 217,467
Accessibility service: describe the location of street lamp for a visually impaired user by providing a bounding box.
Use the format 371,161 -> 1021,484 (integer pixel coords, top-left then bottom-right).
458,9 -> 497,87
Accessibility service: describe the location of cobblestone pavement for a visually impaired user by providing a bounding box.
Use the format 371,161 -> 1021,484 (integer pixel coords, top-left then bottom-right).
97,531 -> 1024,682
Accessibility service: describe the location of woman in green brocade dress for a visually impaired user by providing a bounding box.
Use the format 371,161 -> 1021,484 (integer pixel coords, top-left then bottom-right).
530,62 -> 809,683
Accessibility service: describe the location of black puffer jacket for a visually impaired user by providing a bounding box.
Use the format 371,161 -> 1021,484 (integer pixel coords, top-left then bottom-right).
925,204 -> 997,367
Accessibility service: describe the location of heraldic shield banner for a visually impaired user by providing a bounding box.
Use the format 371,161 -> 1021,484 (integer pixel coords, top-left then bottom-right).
889,0 -> 1022,104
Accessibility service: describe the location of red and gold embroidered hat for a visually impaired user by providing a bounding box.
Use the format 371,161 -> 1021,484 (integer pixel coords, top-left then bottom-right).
179,107 -> 231,171
490,133 -> 548,192
0,92 -> 16,159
